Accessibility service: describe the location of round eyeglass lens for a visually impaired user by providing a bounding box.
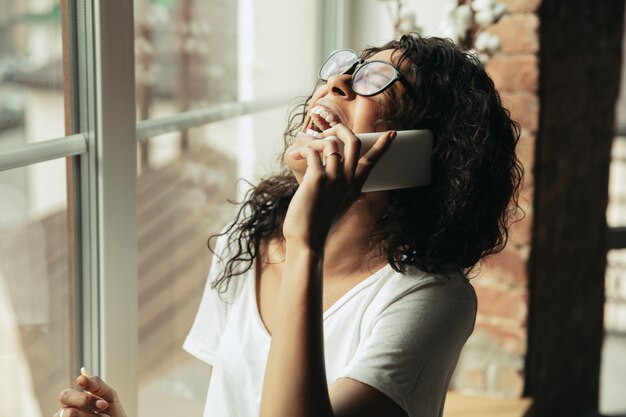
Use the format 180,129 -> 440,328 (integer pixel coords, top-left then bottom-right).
320,50 -> 358,80
353,61 -> 397,96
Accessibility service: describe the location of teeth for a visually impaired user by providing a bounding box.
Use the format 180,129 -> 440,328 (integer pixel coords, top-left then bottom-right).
306,128 -> 321,138
310,104 -> 340,126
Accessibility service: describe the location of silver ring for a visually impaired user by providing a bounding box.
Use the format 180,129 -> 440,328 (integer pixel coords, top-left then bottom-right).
323,151 -> 344,163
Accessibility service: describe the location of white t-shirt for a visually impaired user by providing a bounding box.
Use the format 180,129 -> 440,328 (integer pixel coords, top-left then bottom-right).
183,233 -> 477,417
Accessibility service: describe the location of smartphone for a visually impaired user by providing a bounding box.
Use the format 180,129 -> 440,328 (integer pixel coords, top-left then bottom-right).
357,129 -> 433,192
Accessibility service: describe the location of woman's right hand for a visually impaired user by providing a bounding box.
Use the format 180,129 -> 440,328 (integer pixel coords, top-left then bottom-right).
283,125 -> 395,249
55,375 -> 127,417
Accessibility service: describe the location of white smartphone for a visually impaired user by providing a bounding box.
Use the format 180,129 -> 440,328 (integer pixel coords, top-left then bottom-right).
357,129 -> 433,192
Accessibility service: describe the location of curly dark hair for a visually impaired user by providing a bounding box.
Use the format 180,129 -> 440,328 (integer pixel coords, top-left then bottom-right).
209,34 -> 524,293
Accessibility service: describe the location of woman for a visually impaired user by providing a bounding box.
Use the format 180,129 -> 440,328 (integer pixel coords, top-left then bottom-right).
55,34 -> 523,417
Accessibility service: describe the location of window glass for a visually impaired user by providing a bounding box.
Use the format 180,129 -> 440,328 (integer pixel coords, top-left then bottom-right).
607,136 -> 626,228
0,158 -> 71,417
601,8 -> 626,412
136,126 -> 237,415
601,248 -> 626,414
134,0 -> 238,122
605,249 -> 626,334
0,0 -> 65,144
602,138 -> 625,412
136,2 -> 319,413
136,106 -> 289,415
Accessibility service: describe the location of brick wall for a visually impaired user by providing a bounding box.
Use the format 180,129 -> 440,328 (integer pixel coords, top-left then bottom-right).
450,0 -> 540,397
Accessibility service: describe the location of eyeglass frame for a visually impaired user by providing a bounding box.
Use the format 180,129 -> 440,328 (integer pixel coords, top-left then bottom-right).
318,48 -> 413,97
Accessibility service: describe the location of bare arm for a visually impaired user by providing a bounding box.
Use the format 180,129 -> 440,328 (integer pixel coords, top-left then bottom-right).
259,244 -> 331,416
259,243 -> 407,417
259,127 -> 405,417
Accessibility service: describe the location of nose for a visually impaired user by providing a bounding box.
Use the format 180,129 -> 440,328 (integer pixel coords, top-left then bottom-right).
325,74 -> 356,100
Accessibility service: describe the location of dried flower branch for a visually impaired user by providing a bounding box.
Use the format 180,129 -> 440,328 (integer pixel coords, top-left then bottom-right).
439,0 -> 507,63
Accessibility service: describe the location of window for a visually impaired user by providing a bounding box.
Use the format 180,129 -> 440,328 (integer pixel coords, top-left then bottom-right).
1,0 -> 137,413
0,159 -> 70,416
600,8 -> 626,413
133,1 -> 321,414
0,1 -> 333,415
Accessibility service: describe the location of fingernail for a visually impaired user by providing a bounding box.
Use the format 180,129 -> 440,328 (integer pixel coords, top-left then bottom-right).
80,366 -> 90,377
390,131 -> 397,140
96,400 -> 109,410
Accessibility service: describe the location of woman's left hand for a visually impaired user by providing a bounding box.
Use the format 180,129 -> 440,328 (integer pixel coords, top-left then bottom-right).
283,124 -> 396,250
55,374 -> 126,417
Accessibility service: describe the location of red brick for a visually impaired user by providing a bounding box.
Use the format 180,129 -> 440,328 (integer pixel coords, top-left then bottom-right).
500,91 -> 539,132
479,246 -> 529,288
516,131 -> 535,201
487,54 -> 538,92
518,182 -> 534,213
474,285 -> 528,322
514,131 -> 535,226
498,0 -> 541,13
516,131 -> 535,175
518,160 -> 535,205
490,14 -> 539,54
509,208 -> 533,247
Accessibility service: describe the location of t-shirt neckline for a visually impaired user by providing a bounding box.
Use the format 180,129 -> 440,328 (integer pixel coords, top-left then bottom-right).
250,258 -> 390,338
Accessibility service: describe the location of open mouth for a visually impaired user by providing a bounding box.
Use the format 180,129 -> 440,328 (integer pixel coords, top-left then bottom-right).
305,104 -> 339,137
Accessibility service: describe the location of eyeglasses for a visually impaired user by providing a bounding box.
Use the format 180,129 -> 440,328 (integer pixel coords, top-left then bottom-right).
318,49 -> 411,97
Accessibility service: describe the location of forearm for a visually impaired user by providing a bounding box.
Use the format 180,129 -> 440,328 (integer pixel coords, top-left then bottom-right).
259,243 -> 334,417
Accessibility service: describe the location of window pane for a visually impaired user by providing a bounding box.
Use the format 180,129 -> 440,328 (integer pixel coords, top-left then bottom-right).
136,1 -> 320,413
137,130 -> 236,415
602,140 -> 625,414
601,249 -> 626,414
607,137 -> 626,227
605,249 -> 626,333
133,0 -> 319,121
0,1 -> 65,144
137,106 -> 288,415
0,157 -> 71,417
134,0 -> 238,121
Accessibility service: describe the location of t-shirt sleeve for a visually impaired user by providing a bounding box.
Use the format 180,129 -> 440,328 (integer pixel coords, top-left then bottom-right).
182,232 -> 234,365
336,276 -> 477,417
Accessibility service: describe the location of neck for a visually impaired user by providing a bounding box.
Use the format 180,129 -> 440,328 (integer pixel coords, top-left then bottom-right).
261,192 -> 390,277
322,191 -> 389,278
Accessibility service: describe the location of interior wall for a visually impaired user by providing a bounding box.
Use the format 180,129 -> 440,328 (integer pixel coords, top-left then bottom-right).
344,0 -> 454,50
234,0 -> 321,195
